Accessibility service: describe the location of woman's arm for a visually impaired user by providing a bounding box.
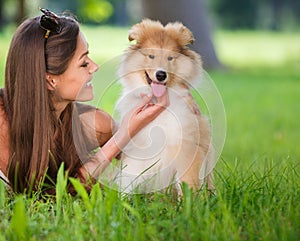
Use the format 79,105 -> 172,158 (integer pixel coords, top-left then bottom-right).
80,92 -> 169,179
78,105 -> 115,148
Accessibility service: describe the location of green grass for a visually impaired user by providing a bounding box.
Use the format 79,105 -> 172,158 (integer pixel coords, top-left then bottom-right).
0,26 -> 300,240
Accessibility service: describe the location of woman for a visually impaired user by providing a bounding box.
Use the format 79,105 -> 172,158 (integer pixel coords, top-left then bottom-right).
0,8 -> 169,194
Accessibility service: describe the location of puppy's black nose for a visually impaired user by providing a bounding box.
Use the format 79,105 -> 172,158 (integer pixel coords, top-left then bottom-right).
156,70 -> 167,82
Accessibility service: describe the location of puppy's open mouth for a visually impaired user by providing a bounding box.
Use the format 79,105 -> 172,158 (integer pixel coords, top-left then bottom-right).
145,71 -> 167,98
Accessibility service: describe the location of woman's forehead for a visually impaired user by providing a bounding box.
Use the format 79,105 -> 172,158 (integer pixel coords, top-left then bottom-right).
75,32 -> 88,58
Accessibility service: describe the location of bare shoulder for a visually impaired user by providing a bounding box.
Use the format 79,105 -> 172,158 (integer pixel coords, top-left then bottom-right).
77,103 -> 115,147
80,107 -> 115,133
0,96 -> 10,174
0,97 -> 8,126
95,109 -> 116,132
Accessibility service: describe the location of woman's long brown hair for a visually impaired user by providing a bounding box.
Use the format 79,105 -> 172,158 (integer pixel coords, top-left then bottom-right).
3,15 -> 93,194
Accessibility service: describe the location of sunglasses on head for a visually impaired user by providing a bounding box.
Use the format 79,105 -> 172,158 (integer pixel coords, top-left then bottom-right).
39,7 -> 62,39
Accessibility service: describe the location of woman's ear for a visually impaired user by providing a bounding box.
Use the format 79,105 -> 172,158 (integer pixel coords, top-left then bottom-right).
46,74 -> 57,90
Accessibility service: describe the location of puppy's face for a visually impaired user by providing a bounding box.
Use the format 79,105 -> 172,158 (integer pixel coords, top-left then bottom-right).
120,19 -> 202,97
137,46 -> 179,97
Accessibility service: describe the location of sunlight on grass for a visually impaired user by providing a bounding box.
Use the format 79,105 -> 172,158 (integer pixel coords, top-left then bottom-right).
81,25 -> 129,63
214,30 -> 300,68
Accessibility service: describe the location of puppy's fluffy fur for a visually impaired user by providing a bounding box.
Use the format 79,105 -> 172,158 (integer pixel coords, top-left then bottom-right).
115,19 -> 214,193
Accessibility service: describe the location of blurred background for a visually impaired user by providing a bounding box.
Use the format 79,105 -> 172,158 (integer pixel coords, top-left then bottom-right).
0,0 -> 299,68
0,0 -> 299,165
2,0 -> 298,28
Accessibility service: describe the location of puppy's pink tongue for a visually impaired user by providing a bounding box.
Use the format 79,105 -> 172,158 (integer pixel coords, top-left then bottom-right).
151,82 -> 166,98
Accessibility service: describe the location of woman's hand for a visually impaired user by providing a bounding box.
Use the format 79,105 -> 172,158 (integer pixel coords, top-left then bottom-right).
80,91 -> 169,179
115,92 -> 169,149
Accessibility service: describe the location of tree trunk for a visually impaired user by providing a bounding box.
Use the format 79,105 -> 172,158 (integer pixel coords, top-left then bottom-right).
111,0 -> 129,25
141,0 -> 222,70
0,0 -> 3,30
17,0 -> 26,24
271,0 -> 282,30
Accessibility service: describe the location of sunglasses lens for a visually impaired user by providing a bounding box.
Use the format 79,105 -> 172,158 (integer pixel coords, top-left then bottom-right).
39,8 -> 62,37
40,16 -> 61,33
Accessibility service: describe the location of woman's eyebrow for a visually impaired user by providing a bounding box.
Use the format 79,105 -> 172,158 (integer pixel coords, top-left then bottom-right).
79,50 -> 89,60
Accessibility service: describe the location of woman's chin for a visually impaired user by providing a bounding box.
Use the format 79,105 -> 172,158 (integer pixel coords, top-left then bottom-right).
76,89 -> 94,102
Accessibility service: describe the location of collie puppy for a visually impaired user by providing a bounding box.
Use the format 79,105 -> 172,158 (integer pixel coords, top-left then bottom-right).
114,19 -> 214,193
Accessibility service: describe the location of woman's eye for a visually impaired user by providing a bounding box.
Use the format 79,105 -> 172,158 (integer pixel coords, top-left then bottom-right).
148,54 -> 155,59
168,56 -> 173,61
81,62 -> 89,67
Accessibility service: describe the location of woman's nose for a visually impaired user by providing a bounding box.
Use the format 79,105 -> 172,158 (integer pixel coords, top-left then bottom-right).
90,60 -> 99,74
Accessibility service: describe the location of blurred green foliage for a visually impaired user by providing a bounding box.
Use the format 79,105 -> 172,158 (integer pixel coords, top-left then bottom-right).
211,0 -> 300,30
77,0 -> 114,23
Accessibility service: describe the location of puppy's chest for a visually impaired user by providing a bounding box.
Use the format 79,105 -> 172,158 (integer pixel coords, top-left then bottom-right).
156,94 -> 192,125
120,89 -> 200,156
118,87 -> 198,138
144,92 -> 197,141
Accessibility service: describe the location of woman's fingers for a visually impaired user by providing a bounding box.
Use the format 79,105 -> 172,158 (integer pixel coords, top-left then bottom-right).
156,91 -> 170,108
119,91 -> 170,140
136,93 -> 154,112
139,93 -> 153,105
139,91 -> 169,111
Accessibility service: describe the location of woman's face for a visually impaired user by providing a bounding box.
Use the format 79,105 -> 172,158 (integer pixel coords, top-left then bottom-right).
50,31 -> 99,102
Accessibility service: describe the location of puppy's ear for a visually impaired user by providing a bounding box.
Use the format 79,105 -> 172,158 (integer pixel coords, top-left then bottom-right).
128,23 -> 141,42
165,22 -> 195,46
128,19 -> 164,43
128,19 -> 150,42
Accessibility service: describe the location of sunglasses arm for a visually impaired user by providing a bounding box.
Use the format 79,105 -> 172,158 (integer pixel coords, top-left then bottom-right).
44,29 -> 51,39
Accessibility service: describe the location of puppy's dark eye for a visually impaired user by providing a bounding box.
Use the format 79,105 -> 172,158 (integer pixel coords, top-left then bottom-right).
149,54 -> 155,59
168,56 -> 173,61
